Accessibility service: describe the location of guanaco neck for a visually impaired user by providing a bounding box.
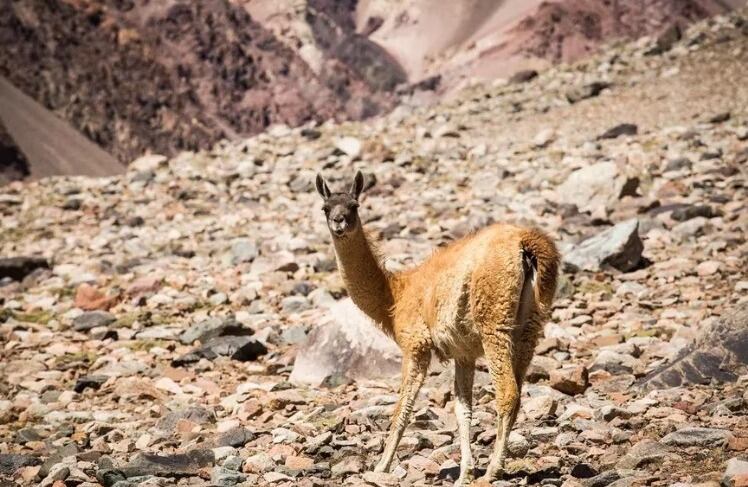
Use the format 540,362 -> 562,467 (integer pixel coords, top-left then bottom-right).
331,225 -> 396,334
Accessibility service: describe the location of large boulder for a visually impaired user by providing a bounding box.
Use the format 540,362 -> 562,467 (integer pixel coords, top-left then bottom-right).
290,298 -> 402,386
639,301 -> 748,390
555,161 -> 638,215
564,219 -> 644,272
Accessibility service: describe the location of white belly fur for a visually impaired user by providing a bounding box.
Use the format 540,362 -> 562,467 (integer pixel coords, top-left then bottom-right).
429,267 -> 483,362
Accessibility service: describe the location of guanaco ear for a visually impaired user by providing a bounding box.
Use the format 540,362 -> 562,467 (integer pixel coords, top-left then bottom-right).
315,173 -> 331,199
350,170 -> 365,200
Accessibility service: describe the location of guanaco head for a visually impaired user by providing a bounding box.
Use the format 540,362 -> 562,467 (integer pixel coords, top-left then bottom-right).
315,171 -> 365,238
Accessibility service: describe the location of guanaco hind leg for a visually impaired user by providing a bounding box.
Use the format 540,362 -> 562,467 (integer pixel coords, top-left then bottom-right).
454,360 -> 476,485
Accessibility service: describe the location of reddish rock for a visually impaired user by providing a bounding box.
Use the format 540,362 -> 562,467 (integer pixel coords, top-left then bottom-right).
175,419 -> 200,434
550,366 -> 590,395
126,276 -> 162,297
729,436 -> 748,452
285,455 -> 314,471
74,283 -> 116,311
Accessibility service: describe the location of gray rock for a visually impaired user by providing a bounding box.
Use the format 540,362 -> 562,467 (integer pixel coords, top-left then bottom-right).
555,162 -> 638,215
179,316 -> 250,345
223,456 -> 244,472
0,256 -> 49,281
173,336 -> 268,366
15,427 -> 44,443
74,375 -> 108,393
96,466 -> 127,487
507,432 -> 530,457
583,470 -> 621,487
723,458 -> 748,487
110,477 -> 152,487
708,111 -> 731,124
567,82 -> 610,103
672,216 -> 708,239
661,427 -> 732,447
571,463 -> 599,479
157,406 -> 215,432
331,455 -> 364,476
655,24 -> 682,53
671,204 -> 716,222
38,444 -> 78,478
663,157 -> 692,172
289,298 -> 402,386
598,123 -> 638,139
61,197 -> 82,210
281,296 -> 311,313
598,405 -> 632,422
334,136 -> 362,158
509,69 -> 538,83
305,431 -> 333,454
39,464 -> 69,487
590,350 -> 639,374
134,325 -> 181,341
211,466 -> 246,486
640,301 -> 748,390
230,239 -> 258,264
280,324 -> 308,345
565,219 -> 644,272
606,478 -> 639,487
0,453 -> 41,475
120,449 -> 214,478
244,453 -> 274,474
209,292 -> 228,305
73,311 -> 116,331
216,426 -> 254,447
615,440 -> 669,470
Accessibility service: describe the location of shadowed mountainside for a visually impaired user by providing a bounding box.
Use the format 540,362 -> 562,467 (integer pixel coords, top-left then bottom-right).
0,0 -> 402,168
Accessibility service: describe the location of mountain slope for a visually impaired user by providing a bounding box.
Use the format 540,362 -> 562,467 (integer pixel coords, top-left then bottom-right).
0,0 -> 399,166
359,0 -> 746,83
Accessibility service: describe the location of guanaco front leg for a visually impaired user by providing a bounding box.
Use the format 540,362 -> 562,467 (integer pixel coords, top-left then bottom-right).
374,350 -> 430,473
454,360 -> 475,486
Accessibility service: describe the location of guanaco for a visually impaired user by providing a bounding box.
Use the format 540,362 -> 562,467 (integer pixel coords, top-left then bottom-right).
315,171 -> 559,485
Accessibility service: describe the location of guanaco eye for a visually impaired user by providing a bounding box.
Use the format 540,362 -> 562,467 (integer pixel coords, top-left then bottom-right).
322,206 -> 330,214
348,202 -> 359,210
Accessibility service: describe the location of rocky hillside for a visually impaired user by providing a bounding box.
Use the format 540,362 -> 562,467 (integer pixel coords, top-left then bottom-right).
2,0 -> 745,185
0,0 -> 401,166
1,8 -> 748,487
355,0 -> 746,84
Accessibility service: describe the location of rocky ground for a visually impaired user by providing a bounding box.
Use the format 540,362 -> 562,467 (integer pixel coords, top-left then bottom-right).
1,9 -> 748,487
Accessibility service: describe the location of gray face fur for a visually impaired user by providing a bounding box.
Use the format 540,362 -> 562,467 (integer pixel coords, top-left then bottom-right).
316,171 -> 365,238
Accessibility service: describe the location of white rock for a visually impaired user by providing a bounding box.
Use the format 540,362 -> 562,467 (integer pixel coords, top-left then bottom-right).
334,136 -> 362,158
